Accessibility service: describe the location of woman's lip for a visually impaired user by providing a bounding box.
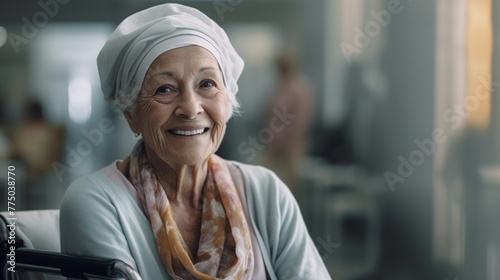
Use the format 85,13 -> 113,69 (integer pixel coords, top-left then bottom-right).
167,126 -> 209,130
166,127 -> 210,136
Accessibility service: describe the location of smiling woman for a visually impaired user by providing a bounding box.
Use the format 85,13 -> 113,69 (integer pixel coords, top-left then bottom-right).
128,47 -> 227,169
59,3 -> 331,280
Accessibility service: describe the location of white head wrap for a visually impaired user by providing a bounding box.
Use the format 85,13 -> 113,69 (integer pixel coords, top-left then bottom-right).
97,3 -> 244,119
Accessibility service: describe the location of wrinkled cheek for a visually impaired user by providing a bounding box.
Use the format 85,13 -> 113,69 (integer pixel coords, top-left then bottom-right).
152,130 -> 169,152
141,119 -> 168,155
210,121 -> 226,149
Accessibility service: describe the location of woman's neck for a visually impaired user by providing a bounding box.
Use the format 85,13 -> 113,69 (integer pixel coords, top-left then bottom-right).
144,146 -> 208,210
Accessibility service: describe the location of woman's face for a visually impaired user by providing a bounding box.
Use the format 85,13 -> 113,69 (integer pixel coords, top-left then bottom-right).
126,46 -> 228,166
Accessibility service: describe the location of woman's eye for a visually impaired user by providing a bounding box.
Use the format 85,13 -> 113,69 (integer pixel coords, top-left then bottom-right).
200,80 -> 215,88
155,85 -> 174,95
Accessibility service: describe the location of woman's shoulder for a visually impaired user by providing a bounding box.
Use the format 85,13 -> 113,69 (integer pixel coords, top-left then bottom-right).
225,160 -> 295,205
66,168 -> 108,193
60,161 -> 146,229
226,160 -> 280,186
62,162 -> 125,206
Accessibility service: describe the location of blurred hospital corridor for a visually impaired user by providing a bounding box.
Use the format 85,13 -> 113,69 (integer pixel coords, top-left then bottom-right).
1,0 -> 500,279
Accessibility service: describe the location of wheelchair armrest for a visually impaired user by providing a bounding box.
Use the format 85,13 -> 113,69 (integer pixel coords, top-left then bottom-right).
12,248 -> 142,279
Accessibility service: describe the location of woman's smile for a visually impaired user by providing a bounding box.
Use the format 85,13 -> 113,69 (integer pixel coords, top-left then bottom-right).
167,127 -> 210,136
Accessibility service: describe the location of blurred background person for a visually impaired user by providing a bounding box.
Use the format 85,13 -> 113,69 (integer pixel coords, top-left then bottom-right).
0,97 -> 11,162
12,99 -> 65,179
11,99 -> 65,208
0,97 -> 12,204
258,50 -> 313,196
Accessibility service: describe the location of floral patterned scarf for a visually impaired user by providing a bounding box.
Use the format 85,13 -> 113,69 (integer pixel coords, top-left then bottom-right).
128,141 -> 254,279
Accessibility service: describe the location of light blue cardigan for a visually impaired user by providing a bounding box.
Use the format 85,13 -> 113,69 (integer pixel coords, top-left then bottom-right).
60,161 -> 331,280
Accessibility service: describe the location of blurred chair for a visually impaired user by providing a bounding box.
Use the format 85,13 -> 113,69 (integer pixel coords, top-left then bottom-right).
299,162 -> 383,279
0,210 -> 141,280
322,185 -> 380,279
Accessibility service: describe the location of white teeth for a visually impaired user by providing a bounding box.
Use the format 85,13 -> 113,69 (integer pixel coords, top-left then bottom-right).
170,129 -> 205,136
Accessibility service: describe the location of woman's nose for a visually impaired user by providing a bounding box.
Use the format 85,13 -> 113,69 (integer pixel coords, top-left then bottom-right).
174,88 -> 203,119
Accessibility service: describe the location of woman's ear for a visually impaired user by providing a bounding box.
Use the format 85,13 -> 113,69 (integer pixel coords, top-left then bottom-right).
124,110 -> 141,135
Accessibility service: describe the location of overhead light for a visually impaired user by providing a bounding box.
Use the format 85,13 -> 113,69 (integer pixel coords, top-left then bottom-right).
68,76 -> 92,124
0,26 -> 7,48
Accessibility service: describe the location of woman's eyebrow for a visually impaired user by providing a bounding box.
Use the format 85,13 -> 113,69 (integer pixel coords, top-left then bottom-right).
150,67 -> 217,77
151,71 -> 175,77
199,66 -> 217,73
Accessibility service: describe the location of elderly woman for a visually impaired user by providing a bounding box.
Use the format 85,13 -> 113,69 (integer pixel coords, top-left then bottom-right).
60,3 -> 330,280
